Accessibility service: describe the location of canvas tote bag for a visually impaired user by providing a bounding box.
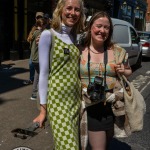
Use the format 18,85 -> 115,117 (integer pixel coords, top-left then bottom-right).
115,46 -> 146,132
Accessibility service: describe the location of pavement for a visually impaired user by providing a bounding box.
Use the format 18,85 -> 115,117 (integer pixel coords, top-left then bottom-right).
0,59 -> 54,150
0,59 -> 148,150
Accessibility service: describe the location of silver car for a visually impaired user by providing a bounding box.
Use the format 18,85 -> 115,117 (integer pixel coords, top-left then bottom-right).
137,31 -> 150,57
112,18 -> 142,68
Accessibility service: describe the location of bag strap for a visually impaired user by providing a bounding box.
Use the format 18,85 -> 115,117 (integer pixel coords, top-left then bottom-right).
49,29 -> 55,72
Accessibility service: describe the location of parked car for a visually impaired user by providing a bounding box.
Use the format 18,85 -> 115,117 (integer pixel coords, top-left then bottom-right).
77,17 -> 142,68
137,31 -> 150,57
112,18 -> 142,68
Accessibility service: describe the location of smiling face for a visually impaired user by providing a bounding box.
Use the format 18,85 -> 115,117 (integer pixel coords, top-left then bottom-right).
91,17 -> 110,44
61,0 -> 81,27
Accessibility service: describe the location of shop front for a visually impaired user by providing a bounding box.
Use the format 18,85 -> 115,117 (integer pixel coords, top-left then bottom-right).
84,0 -> 114,17
116,0 -> 147,30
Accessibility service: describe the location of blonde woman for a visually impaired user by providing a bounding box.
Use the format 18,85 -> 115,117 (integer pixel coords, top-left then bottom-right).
33,0 -> 85,149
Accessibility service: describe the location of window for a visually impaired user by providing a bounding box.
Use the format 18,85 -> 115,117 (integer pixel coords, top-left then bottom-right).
130,27 -> 138,44
112,25 -> 129,44
137,32 -> 150,40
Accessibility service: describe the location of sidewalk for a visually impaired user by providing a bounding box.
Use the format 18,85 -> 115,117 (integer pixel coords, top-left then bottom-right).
0,59 -> 146,150
0,59 -> 54,150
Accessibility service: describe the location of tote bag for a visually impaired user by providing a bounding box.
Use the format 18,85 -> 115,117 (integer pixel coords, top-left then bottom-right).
118,74 -> 146,132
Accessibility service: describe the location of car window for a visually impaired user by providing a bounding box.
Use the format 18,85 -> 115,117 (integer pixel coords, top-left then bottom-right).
138,32 -> 150,40
112,24 -> 129,44
130,27 -> 138,44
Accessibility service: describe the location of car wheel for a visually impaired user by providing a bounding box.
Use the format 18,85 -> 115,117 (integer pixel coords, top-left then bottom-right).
135,52 -> 142,68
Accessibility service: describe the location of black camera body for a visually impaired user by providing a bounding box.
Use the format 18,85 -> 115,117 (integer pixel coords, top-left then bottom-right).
87,76 -> 105,102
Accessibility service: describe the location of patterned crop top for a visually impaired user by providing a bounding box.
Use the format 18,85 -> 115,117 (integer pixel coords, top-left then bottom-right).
80,46 -> 128,90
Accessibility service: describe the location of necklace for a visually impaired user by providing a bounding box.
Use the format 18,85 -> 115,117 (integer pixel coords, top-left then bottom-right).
89,47 -> 103,54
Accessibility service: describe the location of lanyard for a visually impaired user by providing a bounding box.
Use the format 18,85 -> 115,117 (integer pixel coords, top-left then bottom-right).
87,46 -> 108,89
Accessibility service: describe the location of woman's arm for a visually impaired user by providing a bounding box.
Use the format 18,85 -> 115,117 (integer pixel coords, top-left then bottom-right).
38,30 -> 51,104
33,30 -> 52,127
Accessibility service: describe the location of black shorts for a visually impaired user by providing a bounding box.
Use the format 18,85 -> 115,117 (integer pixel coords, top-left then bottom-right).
86,102 -> 114,131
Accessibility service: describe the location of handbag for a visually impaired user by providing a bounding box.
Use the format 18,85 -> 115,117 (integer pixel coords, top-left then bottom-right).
109,45 -> 146,137
117,74 -> 146,132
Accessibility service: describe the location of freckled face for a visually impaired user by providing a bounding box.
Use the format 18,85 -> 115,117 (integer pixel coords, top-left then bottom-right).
61,0 -> 81,27
91,17 -> 110,44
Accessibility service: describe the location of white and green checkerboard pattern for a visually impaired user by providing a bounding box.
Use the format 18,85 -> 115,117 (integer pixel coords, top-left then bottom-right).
47,36 -> 81,150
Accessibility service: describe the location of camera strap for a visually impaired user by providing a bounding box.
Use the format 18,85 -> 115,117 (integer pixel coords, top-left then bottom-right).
88,45 -> 107,92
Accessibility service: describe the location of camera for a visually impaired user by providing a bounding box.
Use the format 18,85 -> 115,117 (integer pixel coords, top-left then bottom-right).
87,76 -> 105,102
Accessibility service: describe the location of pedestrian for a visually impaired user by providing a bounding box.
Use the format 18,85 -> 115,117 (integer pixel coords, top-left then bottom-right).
33,0 -> 85,149
43,13 -> 52,29
23,12 -> 44,85
80,11 -> 132,150
30,18 -> 48,100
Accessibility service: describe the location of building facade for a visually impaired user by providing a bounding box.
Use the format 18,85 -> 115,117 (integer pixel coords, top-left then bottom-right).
116,0 -> 147,31
146,0 -> 150,31
0,0 -> 55,61
0,0 -> 148,61
85,0 -> 147,31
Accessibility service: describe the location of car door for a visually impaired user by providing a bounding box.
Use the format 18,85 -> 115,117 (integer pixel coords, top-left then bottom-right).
129,27 -> 140,65
112,23 -> 139,66
112,24 -> 133,64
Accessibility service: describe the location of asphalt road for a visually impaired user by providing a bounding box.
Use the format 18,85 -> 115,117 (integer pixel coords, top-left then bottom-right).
0,58 -> 150,150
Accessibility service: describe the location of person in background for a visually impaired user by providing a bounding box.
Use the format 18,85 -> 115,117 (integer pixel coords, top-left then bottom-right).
35,13 -> 52,45
30,17 -> 48,100
23,12 -> 44,85
33,0 -> 85,149
80,11 -> 132,150
43,13 -> 52,29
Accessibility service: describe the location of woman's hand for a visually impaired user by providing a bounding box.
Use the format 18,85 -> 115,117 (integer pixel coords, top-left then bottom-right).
115,63 -> 125,74
33,104 -> 47,128
115,63 -> 132,77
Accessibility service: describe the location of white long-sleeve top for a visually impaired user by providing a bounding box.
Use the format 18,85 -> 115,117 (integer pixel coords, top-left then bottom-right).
38,24 -> 74,104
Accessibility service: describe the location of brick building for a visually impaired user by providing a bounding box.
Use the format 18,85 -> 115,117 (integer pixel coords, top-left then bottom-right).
146,0 -> 150,30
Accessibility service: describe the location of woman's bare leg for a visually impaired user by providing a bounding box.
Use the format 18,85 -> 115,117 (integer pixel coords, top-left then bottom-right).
88,130 -> 106,150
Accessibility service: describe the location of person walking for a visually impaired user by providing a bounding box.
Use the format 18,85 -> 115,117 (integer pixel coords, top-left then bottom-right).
23,12 -> 44,85
80,11 -> 132,150
43,13 -> 52,29
30,18 -> 48,100
33,0 -> 85,149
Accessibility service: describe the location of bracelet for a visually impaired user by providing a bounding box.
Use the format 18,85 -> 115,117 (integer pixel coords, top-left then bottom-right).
40,104 -> 47,111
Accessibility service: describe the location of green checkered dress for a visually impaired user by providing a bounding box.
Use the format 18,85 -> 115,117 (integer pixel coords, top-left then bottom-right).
47,36 -> 81,150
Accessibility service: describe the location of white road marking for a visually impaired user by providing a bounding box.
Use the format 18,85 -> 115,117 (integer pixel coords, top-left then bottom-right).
140,80 -> 150,93
146,71 -> 150,74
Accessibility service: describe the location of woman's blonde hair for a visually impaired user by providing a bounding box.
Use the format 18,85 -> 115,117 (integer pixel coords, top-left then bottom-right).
51,0 -> 85,35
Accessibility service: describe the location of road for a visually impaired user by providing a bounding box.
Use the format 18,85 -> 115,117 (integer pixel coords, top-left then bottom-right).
0,58 -> 150,150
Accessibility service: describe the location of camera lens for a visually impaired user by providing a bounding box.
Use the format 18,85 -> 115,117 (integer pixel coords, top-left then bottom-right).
91,92 -> 98,102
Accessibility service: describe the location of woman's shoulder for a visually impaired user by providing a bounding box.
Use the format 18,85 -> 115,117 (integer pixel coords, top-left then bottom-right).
113,44 -> 126,54
113,44 -> 127,63
41,29 -> 52,37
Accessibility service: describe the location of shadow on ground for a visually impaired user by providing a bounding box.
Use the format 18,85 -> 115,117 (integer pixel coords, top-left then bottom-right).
142,57 -> 150,62
86,138 -> 131,150
0,64 -> 29,94
109,138 -> 132,150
